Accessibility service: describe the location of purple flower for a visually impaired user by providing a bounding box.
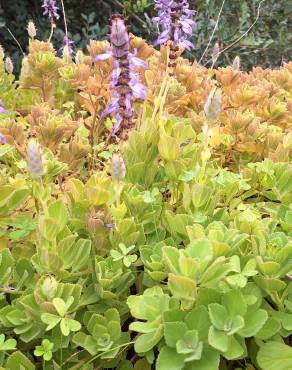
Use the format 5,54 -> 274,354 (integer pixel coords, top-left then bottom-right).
41,0 -> 60,23
0,99 -> 7,114
94,15 -> 147,138
154,0 -> 196,50
62,36 -> 74,56
0,133 -> 6,144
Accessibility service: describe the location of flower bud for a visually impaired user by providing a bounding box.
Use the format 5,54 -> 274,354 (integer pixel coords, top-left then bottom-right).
111,153 -> 126,182
5,57 -> 14,74
27,138 -> 45,178
109,14 -> 129,58
75,49 -> 84,65
41,275 -> 57,299
0,45 -> 4,60
204,88 -> 222,122
27,21 -> 37,38
212,42 -> 220,65
232,56 -> 240,71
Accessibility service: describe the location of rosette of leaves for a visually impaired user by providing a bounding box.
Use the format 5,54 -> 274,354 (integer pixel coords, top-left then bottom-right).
207,289 -> 268,360
123,131 -> 160,187
161,243 -> 232,309
127,287 -> 179,354
158,306 -> 220,370
123,185 -> 163,238
246,160 -> 292,205
19,40 -> 62,101
140,241 -> 168,283
0,277 -> 82,343
94,253 -> 136,308
73,308 -> 129,358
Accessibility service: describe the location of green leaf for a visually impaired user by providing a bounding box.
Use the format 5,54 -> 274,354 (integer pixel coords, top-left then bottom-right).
164,322 -> 188,348
168,273 -> 197,306
134,325 -> 164,353
156,346 -> 185,370
0,335 -> 16,351
257,342 -> 292,370
47,200 -> 68,232
255,318 -> 281,339
238,309 -> 268,337
222,290 -> 247,317
208,304 -> 228,330
185,306 -> 211,338
72,332 -> 98,356
208,326 -> 228,352
176,330 -> 202,360
222,335 -> 245,360
41,313 -> 61,331
53,298 -> 67,317
6,351 -> 35,370
66,318 -> 81,332
53,296 -> 74,317
162,247 -> 180,274
187,347 -> 220,370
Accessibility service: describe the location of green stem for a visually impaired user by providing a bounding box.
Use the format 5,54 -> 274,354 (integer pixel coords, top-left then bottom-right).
71,341 -> 135,369
60,333 -> 63,369
48,22 -> 55,42
43,357 -> 46,370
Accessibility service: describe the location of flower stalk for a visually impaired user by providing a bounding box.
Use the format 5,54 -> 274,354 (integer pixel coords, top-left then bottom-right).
154,0 -> 196,73
95,14 -> 147,139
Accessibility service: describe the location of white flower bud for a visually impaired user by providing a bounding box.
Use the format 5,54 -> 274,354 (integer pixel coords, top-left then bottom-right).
0,45 -> 4,60
27,21 -> 37,39
75,50 -> 84,65
111,153 -> 126,182
204,88 -> 222,122
212,42 -> 220,65
27,138 -> 45,178
232,56 -> 240,71
41,275 -> 57,299
5,57 -> 13,74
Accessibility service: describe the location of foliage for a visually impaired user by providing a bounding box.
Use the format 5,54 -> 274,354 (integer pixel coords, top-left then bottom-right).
1,0 -> 291,74
0,8 -> 292,370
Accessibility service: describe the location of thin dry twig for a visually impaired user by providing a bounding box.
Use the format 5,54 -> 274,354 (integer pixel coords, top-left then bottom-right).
204,0 -> 266,66
60,0 -> 69,48
6,27 -> 25,56
199,0 -> 226,64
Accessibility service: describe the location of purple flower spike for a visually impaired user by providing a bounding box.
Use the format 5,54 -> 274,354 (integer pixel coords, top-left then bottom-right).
41,0 -> 60,23
0,133 -> 6,144
95,14 -> 147,139
154,0 -> 196,70
62,36 -> 74,56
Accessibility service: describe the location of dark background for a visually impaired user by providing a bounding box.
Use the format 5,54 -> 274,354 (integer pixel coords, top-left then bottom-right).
0,0 -> 291,74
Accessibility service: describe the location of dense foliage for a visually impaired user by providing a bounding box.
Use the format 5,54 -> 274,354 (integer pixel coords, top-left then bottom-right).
1,0 -> 291,74
0,2 -> 292,370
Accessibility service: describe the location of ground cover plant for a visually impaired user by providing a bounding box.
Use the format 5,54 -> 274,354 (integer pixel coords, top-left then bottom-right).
0,1 -> 292,369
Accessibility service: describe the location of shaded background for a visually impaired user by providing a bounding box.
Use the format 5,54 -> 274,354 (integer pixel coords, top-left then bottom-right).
0,0 -> 291,74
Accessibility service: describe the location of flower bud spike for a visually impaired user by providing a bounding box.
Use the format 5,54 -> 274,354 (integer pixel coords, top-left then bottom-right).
5,57 -> 14,74
27,138 -> 45,178
27,21 -> 37,38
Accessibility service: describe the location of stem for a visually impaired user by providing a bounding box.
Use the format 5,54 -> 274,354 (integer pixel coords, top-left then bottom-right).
60,0 -> 68,47
48,22 -> 55,43
43,357 -> 46,370
151,46 -> 170,121
204,0 -> 265,66
6,27 -> 25,56
88,93 -> 97,172
72,341 -> 135,369
199,0 -> 226,64
60,332 -> 63,369
200,120 -> 210,181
